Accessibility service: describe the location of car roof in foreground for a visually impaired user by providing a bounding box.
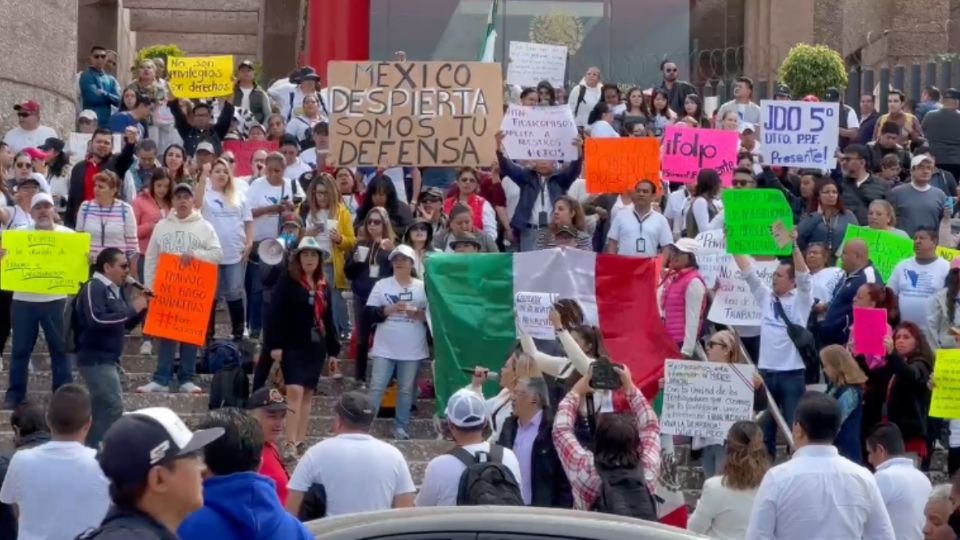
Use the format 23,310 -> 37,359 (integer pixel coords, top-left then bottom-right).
307,506 -> 708,539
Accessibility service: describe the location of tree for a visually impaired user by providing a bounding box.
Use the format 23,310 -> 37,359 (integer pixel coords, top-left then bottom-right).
778,44 -> 848,99
133,44 -> 184,74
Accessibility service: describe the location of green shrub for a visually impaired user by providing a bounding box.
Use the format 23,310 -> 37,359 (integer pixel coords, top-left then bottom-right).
133,44 -> 185,72
778,44 -> 848,99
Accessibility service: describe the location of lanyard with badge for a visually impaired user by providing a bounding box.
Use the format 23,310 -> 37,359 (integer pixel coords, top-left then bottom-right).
537,179 -> 549,227
633,210 -> 651,253
368,243 -> 380,279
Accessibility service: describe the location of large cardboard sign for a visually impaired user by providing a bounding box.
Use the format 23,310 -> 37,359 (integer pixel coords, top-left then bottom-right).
500,105 -> 578,161
0,231 -> 90,295
167,55 -> 234,99
584,138 -> 660,194
143,254 -> 217,347
760,100 -> 840,169
660,359 -> 756,439
327,61 -> 504,167
661,126 -> 739,186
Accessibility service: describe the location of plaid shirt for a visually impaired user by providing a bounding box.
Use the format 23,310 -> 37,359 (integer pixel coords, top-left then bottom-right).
551,388 -> 661,510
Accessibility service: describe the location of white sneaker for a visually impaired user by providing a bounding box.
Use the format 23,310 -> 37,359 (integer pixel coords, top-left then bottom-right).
136,381 -> 169,393
179,382 -> 203,394
139,340 -> 152,355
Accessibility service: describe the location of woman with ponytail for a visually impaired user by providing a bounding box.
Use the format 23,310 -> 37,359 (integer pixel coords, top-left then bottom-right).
688,420 -> 769,539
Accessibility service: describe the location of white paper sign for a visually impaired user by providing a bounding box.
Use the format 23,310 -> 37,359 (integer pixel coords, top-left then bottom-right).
67,132 -> 123,163
693,230 -> 727,288
515,291 -> 559,340
760,100 -> 840,169
506,41 -> 568,88
500,105 -> 578,161
660,359 -> 756,439
707,260 -> 779,326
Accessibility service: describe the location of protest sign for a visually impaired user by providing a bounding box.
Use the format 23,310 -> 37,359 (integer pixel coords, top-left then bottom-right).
930,349 -> 960,418
0,231 -> 89,295
937,245 -> 960,264
660,359 -> 756,439
222,140 -> 279,177
500,105 -> 578,162
327,61 -> 503,167
722,189 -> 794,256
584,138 -> 660,195
694,229 -> 727,288
661,126 -> 739,186
853,307 -> 887,357
167,55 -> 234,99
760,100 -> 840,169
144,254 -> 218,347
707,260 -> 779,326
838,226 -> 913,282
67,133 -> 122,162
514,291 -> 559,340
506,41 -> 567,88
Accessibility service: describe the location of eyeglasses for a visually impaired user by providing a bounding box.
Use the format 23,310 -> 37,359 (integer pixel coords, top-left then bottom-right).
14,162 -> 31,169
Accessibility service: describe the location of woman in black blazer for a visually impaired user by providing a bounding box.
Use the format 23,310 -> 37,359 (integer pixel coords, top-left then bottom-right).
265,236 -> 340,456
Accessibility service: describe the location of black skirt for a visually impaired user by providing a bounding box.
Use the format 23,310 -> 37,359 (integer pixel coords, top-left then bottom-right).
281,342 -> 328,389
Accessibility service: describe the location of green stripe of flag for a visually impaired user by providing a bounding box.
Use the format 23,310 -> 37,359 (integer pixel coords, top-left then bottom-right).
478,0 -> 499,62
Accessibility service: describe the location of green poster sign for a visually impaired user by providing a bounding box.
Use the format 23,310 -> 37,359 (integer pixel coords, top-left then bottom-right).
837,225 -> 913,282
722,189 -> 794,256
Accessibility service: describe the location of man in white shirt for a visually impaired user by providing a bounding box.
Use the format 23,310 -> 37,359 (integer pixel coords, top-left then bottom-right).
867,423 -> 932,540
299,122 -> 328,171
888,227 -> 949,335
663,183 -> 693,238
734,234 -> 813,459
417,388 -> 523,506
716,77 -> 762,128
0,384 -> 110,539
1,193 -> 75,410
605,180 -> 672,258
3,101 -> 58,153
286,392 -> 415,517
280,135 -> 312,183
745,391 -> 895,540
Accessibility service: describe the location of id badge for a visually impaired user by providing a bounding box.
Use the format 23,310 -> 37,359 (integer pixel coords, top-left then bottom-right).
369,264 -> 380,278
398,291 -> 413,302
538,211 -> 549,227
635,238 -> 646,253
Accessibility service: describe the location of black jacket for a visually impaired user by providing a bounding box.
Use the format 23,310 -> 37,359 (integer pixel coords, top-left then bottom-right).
885,353 -> 932,441
264,271 -> 340,357
75,277 -> 146,366
170,99 -> 234,157
78,506 -> 178,540
839,174 -> 890,225
496,411 -> 573,509
0,431 -> 50,539
344,242 -> 394,301
65,144 -> 135,229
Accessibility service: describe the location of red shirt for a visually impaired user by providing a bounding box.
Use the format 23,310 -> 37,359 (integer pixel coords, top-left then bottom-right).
258,441 -> 289,504
82,159 -> 103,202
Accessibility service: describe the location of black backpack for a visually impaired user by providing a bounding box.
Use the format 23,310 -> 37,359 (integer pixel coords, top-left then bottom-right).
63,283 -> 87,354
591,466 -> 658,521
205,341 -> 249,409
448,445 -> 523,506
773,298 -> 821,384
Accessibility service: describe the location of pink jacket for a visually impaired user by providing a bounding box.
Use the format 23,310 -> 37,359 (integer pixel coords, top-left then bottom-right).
131,192 -> 168,253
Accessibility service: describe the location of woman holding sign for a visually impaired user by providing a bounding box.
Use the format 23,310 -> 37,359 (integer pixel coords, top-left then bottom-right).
797,179 -> 858,256
882,321 -> 934,469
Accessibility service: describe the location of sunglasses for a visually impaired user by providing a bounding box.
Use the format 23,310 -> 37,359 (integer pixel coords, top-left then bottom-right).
14,162 -> 31,169
665,68 -> 678,73
367,219 -> 383,225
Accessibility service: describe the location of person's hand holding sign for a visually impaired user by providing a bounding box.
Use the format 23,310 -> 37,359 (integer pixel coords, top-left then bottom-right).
180,251 -> 194,266
494,130 -> 505,151
548,308 -> 563,331
770,220 -> 793,250
124,126 -> 139,147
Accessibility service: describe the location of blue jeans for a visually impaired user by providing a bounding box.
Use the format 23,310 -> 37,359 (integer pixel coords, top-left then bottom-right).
152,339 -> 198,387
245,260 -> 264,334
5,299 -> 70,406
218,262 -> 244,302
368,356 -> 421,431
79,362 -> 123,448
760,368 -> 806,459
324,263 -> 349,335
518,227 -> 538,252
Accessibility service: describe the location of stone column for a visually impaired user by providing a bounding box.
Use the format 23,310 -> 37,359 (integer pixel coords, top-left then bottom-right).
0,0 -> 79,137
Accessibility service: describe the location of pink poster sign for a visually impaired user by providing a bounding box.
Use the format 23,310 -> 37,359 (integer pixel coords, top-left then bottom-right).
660,126 -> 740,186
853,307 -> 887,357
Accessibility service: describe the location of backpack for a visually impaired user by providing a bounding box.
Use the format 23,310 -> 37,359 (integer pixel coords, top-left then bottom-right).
573,84 -> 588,118
63,283 -> 87,354
591,466 -> 658,521
204,341 -> 249,409
772,298 -> 821,384
448,445 -> 523,506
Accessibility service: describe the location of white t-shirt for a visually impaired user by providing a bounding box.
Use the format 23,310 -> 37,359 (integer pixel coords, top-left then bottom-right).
3,205 -> 34,231
606,209 -> 672,257
245,176 -> 305,242
501,177 -> 521,222
663,188 -> 691,235
284,160 -> 312,183
888,257 -> 950,329
0,441 -> 110,540
288,433 -> 415,517
3,125 -> 59,153
12,224 -> 73,303
201,189 -> 253,265
810,266 -> 844,305
415,442 -> 523,507
304,209 -> 334,257
366,277 -> 430,360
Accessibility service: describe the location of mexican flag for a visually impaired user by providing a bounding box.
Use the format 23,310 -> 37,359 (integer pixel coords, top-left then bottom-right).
425,249 -> 679,411
478,0 -> 499,62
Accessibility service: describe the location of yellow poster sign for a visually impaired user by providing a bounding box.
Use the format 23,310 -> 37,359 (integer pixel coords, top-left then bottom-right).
930,349 -> 960,418
1,231 -> 90,295
167,55 -> 234,99
937,245 -> 960,263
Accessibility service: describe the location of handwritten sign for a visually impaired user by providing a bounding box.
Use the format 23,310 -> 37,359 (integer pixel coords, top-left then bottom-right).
660,359 -> 756,439
167,55 -> 234,99
661,126 -> 739,186
760,100 -> 840,168
500,105 -> 578,162
838,226 -> 913,282
0,231 -> 90,295
853,307 -> 887,357
930,349 -> 960,418
222,140 -> 279,177
722,189 -> 794,255
707,259 -> 779,326
514,291 -> 559,340
937,245 -> 960,264
693,229 -> 727,288
584,138 -> 660,195
67,133 -> 122,162
327,61 -> 504,167
143,254 -> 217,346
506,41 -> 568,88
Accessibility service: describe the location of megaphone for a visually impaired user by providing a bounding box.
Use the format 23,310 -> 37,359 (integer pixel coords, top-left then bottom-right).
257,238 -> 286,266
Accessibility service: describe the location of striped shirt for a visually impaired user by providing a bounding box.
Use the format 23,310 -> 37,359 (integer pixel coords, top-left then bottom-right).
76,200 -> 139,258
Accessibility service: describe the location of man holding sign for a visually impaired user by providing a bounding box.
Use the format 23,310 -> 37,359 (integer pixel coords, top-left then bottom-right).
0,193 -> 82,410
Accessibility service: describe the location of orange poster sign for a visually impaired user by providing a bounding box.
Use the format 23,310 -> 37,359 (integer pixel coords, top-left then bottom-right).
584,138 -> 661,195
144,254 -> 217,346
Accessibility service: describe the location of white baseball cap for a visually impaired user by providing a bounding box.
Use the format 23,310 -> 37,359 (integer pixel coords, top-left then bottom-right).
78,109 -> 98,122
30,192 -> 54,209
911,154 -> 935,169
445,388 -> 488,429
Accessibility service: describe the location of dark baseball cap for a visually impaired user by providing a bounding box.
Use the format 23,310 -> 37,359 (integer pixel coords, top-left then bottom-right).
38,137 -> 64,153
945,88 -> 960,101
774,85 -> 792,98
246,387 -> 290,413
419,186 -> 444,201
450,232 -> 482,249
98,407 -> 224,485
238,59 -> 255,71
824,87 -> 841,102
555,224 -> 578,238
336,391 -> 374,425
